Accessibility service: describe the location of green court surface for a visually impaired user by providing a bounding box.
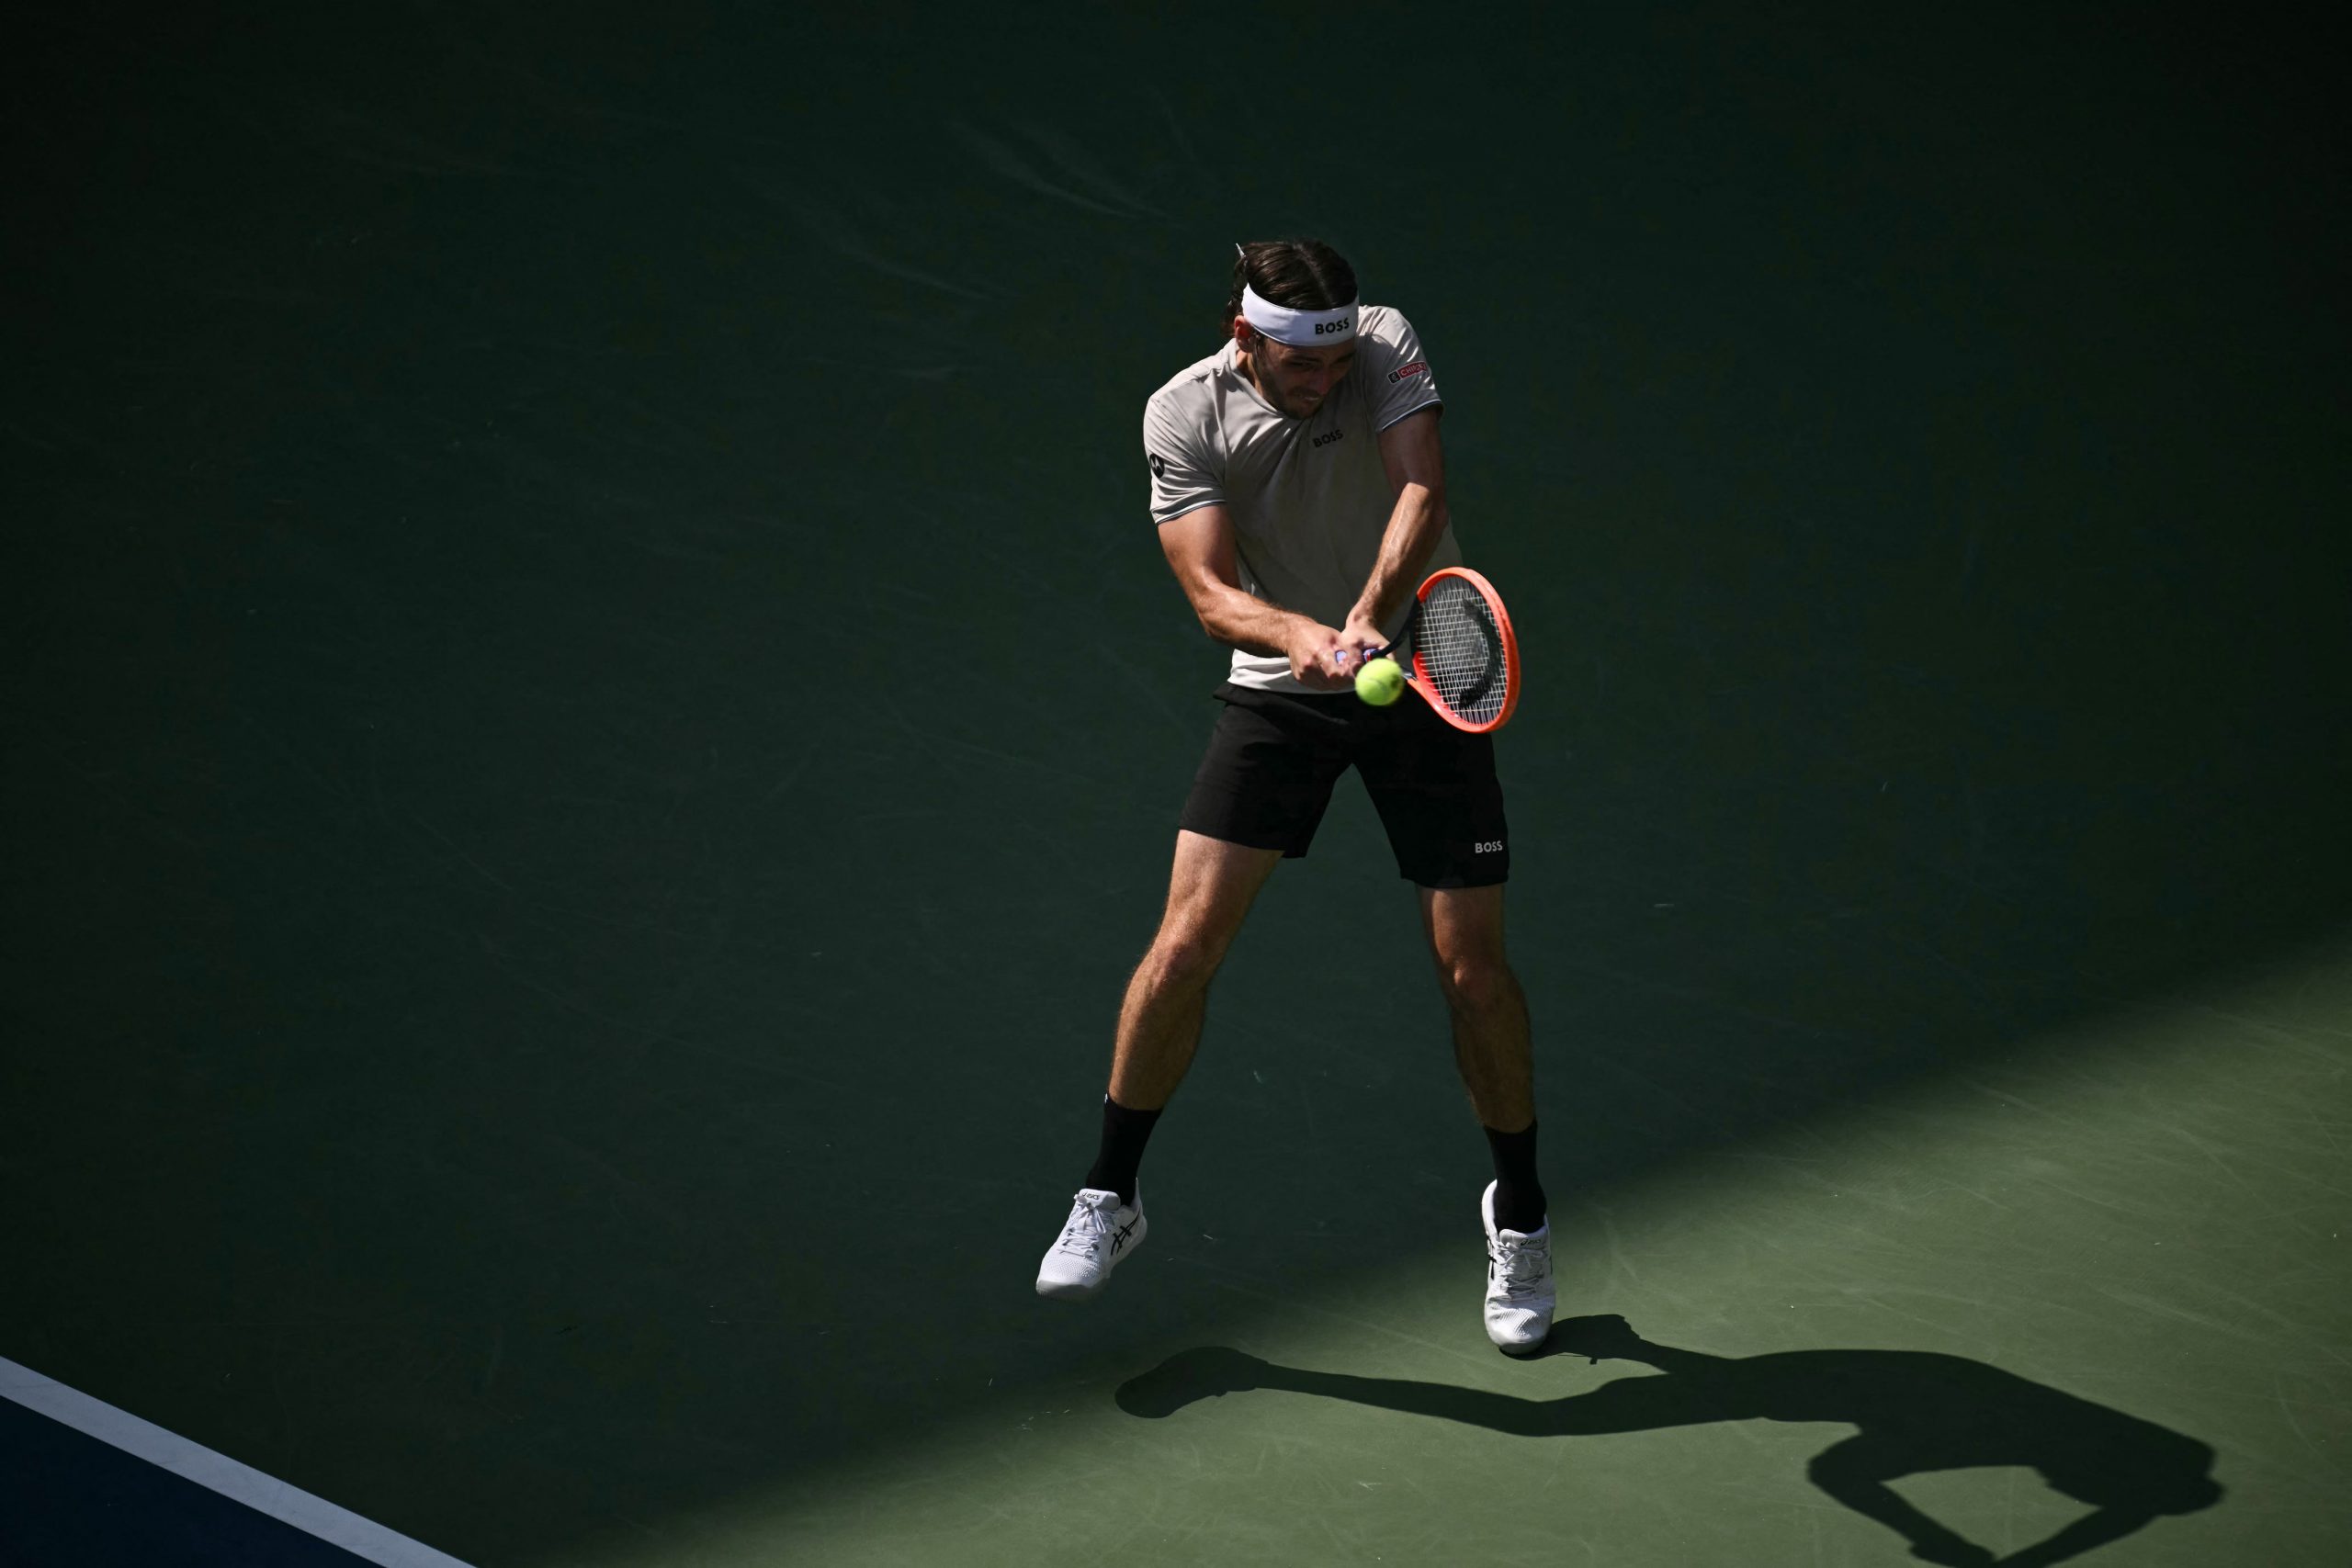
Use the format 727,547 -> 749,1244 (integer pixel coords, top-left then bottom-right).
6,6 -> 2348,1565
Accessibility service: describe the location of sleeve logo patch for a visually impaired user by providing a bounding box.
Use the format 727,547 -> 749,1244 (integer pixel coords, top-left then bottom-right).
1148,452 -> 1168,479
1386,361 -> 1428,384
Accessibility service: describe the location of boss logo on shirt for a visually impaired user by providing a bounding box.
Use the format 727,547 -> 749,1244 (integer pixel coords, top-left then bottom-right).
1312,429 -> 1344,447
1316,317 -> 1353,335
1387,361 -> 1428,384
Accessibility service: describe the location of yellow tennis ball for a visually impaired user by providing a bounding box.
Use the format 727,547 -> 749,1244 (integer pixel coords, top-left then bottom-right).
1354,655 -> 1405,706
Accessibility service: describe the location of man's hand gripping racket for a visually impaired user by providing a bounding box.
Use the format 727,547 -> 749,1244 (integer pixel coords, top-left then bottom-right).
1345,567 -> 1521,734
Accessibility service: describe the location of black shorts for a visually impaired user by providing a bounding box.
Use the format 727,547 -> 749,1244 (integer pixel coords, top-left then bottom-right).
1178,682 -> 1510,888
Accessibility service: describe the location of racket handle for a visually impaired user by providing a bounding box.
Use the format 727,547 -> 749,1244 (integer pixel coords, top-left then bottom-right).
1339,635 -> 1409,670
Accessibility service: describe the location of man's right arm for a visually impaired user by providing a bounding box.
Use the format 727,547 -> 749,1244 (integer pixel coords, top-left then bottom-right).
1158,507 -> 1355,690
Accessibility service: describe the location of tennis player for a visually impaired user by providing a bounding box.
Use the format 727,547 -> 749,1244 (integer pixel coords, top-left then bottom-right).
1035,239 -> 1555,1353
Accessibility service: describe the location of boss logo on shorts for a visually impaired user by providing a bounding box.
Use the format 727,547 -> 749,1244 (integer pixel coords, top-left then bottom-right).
1475,840 -> 1504,854
1388,361 -> 1428,384
1312,429 -> 1345,448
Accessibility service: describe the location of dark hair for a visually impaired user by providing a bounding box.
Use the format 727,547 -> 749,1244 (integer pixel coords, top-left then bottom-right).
1224,238 -> 1358,337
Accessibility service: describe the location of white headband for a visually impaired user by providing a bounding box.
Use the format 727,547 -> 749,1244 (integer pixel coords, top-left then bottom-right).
1239,283 -> 1360,347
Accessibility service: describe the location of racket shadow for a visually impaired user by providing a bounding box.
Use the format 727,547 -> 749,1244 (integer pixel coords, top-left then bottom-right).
1114,1317 -> 2222,1568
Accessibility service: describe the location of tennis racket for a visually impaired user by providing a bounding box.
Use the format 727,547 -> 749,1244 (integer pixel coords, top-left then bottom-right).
1371,567 -> 1521,734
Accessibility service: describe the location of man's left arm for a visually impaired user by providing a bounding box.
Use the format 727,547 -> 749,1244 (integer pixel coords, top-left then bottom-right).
1341,406 -> 1448,657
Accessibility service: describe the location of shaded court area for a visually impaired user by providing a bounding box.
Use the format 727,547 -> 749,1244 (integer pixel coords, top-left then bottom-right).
5,4 -> 2347,1564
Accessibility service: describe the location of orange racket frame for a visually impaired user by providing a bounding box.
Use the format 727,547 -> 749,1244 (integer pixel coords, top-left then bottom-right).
1394,566 -> 1521,735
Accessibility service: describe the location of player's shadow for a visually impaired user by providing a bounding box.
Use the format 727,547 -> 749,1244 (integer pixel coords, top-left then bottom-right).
1116,1316 -> 2222,1567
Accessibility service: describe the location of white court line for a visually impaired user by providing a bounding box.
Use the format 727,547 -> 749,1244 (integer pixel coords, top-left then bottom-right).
0,1357 -> 475,1568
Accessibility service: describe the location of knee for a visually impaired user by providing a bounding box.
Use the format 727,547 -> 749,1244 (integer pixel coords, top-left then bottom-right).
1143,931 -> 1225,994
1436,953 -> 1516,1017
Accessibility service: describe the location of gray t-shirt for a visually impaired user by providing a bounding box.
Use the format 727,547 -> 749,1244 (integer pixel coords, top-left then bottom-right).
1143,305 -> 1454,692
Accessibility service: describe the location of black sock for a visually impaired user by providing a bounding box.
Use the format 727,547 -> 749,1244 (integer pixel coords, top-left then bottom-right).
1484,1121 -> 1547,1232
1083,1096 -> 1161,1205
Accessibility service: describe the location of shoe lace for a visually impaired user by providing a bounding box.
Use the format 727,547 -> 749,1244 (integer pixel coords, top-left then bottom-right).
1490,1234 -> 1550,1299
1054,1195 -> 1114,1258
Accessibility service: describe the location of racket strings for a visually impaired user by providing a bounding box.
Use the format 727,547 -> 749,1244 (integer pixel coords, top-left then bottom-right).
1414,577 -> 1510,726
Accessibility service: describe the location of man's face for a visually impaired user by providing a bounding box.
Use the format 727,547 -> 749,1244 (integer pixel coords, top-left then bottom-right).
1237,323 -> 1356,420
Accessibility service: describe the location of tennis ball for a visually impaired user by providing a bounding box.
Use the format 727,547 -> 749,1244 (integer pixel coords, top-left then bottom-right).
1354,655 -> 1405,706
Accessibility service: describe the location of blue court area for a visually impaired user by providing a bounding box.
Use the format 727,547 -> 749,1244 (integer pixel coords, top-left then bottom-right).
6,4 -> 2348,1565
0,1393 -> 399,1568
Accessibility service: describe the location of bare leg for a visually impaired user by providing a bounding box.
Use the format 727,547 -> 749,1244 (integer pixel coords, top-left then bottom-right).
1419,883 -> 1534,1130
1106,830 -> 1283,1109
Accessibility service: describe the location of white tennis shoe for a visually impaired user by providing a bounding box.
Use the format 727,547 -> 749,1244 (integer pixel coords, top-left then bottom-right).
1035,1187 -> 1147,1300
1481,1180 -> 1555,1353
